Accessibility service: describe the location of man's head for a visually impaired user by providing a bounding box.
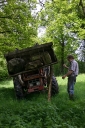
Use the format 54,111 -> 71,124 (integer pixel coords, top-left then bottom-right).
67,55 -> 74,62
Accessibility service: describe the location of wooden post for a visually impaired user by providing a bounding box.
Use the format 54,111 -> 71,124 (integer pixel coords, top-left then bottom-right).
48,65 -> 53,101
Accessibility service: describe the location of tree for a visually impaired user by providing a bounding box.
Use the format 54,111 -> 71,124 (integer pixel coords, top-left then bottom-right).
77,0 -> 85,62
38,0 -> 81,72
0,0 -> 38,79
0,0 -> 37,54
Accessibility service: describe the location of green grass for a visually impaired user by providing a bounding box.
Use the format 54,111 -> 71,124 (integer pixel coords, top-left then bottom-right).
0,74 -> 85,128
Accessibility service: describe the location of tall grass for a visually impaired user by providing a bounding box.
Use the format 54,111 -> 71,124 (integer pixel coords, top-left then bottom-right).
0,74 -> 85,128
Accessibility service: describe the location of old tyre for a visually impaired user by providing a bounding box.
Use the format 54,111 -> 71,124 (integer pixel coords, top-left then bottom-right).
13,76 -> 24,99
51,76 -> 59,96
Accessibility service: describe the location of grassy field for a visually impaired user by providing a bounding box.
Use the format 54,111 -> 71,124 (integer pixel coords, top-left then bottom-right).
0,74 -> 85,128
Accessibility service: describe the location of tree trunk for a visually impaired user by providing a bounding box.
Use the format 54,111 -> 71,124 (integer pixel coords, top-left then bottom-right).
61,41 -> 64,73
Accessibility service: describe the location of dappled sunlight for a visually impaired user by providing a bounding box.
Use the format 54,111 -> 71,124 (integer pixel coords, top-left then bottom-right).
0,79 -> 15,100
56,73 -> 85,101
56,76 -> 68,86
0,79 -> 13,88
77,74 -> 85,82
57,74 -> 85,86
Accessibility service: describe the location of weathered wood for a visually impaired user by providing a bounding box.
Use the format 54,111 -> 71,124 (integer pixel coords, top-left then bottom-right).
48,66 -> 53,101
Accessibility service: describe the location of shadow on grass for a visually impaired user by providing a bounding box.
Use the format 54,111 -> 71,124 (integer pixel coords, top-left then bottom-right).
24,90 -> 48,101
0,87 -> 15,100
0,86 -> 48,101
0,80 -> 84,101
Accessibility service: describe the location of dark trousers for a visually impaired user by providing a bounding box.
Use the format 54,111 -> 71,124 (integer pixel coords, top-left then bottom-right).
67,76 -> 76,95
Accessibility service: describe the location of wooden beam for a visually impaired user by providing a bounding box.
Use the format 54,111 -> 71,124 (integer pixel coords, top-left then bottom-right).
48,66 -> 53,101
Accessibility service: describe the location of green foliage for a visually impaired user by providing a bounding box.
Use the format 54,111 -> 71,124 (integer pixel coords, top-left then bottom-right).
0,0 -> 39,80
0,0 -> 37,54
0,0 -> 85,80
38,0 -> 85,71
78,61 -> 85,73
0,74 -> 85,128
0,57 -> 9,80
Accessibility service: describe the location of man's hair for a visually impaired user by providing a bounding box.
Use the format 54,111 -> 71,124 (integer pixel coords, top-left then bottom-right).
67,55 -> 74,59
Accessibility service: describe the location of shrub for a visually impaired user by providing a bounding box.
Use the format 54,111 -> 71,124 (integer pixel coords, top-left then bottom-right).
0,58 -> 9,80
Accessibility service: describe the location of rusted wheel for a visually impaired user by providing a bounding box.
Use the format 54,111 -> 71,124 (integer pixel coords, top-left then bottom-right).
51,76 -> 59,95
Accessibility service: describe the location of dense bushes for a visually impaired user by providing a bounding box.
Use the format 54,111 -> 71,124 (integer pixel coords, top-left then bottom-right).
0,58 -> 9,80
54,61 -> 85,76
0,69 -> 8,80
78,61 -> 85,73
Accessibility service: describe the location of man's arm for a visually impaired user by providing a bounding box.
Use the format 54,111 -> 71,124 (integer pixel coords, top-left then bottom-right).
63,64 -> 69,69
62,70 -> 73,79
18,75 -> 24,86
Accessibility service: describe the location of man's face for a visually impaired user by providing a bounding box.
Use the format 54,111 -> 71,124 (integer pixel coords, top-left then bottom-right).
67,58 -> 71,62
67,58 -> 73,62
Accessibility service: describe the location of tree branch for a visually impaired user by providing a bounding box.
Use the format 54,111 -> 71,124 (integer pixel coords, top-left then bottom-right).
0,31 -> 11,33
0,16 -> 12,19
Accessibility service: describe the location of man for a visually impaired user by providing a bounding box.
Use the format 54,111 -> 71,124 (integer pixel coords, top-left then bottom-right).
62,55 -> 79,100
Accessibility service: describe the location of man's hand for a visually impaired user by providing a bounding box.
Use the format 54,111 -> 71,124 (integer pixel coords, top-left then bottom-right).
62,75 -> 66,79
63,64 -> 68,69
62,70 -> 73,79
